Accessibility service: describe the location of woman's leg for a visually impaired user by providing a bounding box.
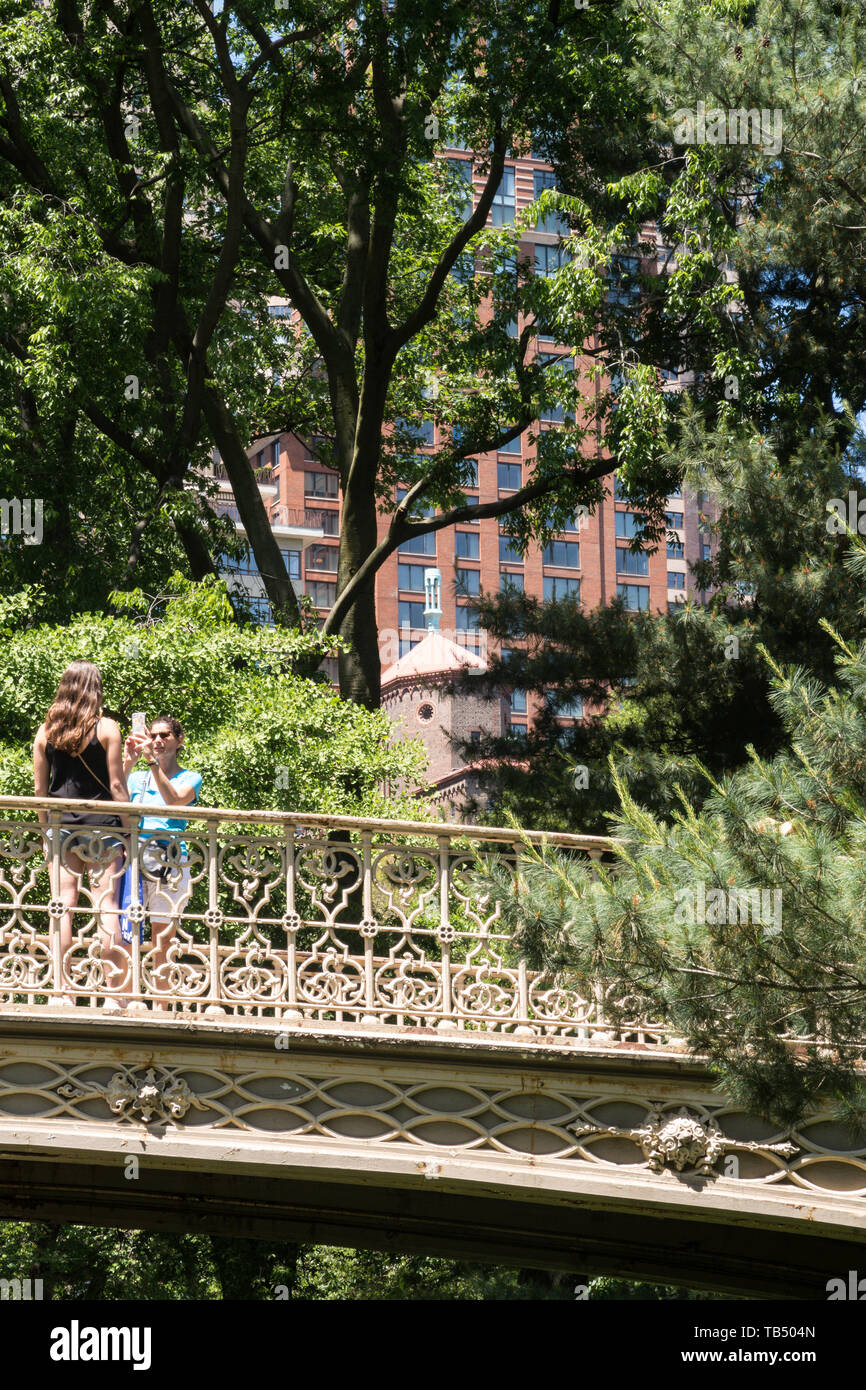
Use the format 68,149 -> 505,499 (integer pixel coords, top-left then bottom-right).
146,869 -> 191,1007
93,851 -> 130,999
54,851 -> 83,1003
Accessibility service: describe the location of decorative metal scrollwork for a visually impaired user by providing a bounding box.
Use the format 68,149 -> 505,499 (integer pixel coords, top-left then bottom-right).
59,1066 -> 208,1124
571,1105 -> 799,1176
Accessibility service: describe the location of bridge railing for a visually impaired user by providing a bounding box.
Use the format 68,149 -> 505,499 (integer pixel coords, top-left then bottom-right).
0,796 -> 668,1042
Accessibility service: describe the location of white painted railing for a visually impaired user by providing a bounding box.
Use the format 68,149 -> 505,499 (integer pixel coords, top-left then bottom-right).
0,796 -> 667,1042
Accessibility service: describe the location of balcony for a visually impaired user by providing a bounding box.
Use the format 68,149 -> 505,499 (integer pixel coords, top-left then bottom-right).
209,463 -> 278,497
212,493 -> 325,542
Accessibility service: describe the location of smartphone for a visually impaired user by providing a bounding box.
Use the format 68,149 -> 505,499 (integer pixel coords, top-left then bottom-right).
131,711 -> 147,737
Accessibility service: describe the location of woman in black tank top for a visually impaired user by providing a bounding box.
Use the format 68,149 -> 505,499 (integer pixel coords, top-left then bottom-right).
45,724 -> 119,818
33,661 -> 131,1007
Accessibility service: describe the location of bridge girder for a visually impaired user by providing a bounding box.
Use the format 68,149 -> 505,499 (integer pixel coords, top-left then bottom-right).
0,1011 -> 863,1300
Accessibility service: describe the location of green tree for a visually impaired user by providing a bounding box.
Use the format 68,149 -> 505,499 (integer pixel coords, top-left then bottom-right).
478,536 -> 866,1126
460,412 -> 866,833
0,0 -> 685,705
0,1218 -> 718,1299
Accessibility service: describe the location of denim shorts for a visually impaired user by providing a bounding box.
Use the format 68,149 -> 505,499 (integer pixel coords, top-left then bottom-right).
44,825 -> 126,857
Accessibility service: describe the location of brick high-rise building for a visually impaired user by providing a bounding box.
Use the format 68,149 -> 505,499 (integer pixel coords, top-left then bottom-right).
212,148 -> 709,738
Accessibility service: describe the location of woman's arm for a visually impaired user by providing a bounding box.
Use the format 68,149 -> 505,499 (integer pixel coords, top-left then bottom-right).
135,736 -> 197,806
122,733 -> 142,779
102,720 -> 132,808
33,726 -> 49,828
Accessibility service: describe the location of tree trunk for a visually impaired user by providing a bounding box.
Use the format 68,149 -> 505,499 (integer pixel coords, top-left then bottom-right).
175,516 -> 220,580
336,471 -> 382,709
204,388 -> 301,626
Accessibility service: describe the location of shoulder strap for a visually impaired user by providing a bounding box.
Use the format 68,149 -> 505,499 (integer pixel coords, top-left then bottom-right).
75,745 -> 114,798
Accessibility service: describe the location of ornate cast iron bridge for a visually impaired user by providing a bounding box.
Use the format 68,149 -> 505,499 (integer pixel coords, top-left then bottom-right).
0,794 -> 863,1299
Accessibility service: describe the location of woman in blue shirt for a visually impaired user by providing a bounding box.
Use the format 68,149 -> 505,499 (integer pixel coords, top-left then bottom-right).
122,715 -> 202,1008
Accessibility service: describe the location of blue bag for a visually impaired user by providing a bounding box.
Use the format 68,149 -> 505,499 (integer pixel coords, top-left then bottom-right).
119,862 -> 144,944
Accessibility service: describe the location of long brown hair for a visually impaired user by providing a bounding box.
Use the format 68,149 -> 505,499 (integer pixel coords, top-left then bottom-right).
44,661 -> 103,753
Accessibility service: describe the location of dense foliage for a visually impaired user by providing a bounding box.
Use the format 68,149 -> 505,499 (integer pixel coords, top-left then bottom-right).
476,538 -> 866,1127
0,578 -> 426,815
462,414 -> 866,833
0,1220 -> 717,1300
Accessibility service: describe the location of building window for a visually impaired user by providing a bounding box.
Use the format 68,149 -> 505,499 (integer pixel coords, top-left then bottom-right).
534,242 -> 570,278
615,511 -> 644,539
446,158 -> 474,217
668,570 -> 686,589
668,599 -> 686,614
456,566 -> 481,596
538,354 -> 575,424
220,549 -> 259,576
543,575 -> 580,601
455,604 -> 480,630
396,486 -> 435,519
666,510 -> 684,530
617,583 -> 650,611
542,507 -> 584,533
498,461 -> 522,491
491,167 -> 515,225
398,600 -> 427,630
608,252 -> 640,306
543,540 -> 580,568
560,697 -> 584,719
461,459 -> 478,487
500,570 -> 524,592
307,544 -> 338,572
394,417 -> 435,448
667,539 -> 685,559
237,593 -> 273,625
533,169 -> 568,235
470,729 -> 482,746
509,690 -> 527,714
546,690 -> 583,719
616,547 -> 649,576
318,509 -> 339,535
499,535 -> 523,563
398,532 -> 436,556
307,580 -> 336,608
398,563 -> 428,592
508,723 -> 527,741
282,549 -> 301,580
305,471 -> 338,498
455,530 -> 480,559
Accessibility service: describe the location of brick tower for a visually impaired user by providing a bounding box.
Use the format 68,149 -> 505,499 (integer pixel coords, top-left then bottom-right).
381,569 -> 507,818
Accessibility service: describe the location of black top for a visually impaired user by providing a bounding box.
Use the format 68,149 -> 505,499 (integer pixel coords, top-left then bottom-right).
46,724 -> 119,826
